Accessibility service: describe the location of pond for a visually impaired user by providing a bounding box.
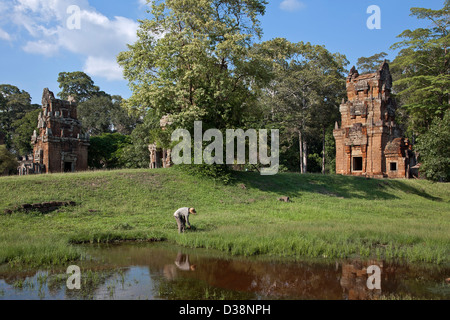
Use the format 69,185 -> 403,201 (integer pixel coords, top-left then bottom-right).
0,242 -> 448,300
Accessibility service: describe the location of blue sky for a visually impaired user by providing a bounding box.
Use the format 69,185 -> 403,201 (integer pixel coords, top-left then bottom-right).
0,0 -> 445,104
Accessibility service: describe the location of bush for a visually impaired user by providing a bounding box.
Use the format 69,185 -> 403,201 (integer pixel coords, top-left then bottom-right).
415,110 -> 450,182
119,109 -> 168,169
88,133 -> 131,169
0,145 -> 18,175
175,163 -> 233,184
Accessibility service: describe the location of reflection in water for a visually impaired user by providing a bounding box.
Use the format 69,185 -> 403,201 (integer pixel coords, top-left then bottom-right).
339,260 -> 383,300
164,253 -> 197,281
0,243 -> 448,300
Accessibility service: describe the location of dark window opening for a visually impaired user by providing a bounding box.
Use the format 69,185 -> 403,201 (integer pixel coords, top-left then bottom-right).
353,157 -> 363,171
390,162 -> 397,171
64,162 -> 73,173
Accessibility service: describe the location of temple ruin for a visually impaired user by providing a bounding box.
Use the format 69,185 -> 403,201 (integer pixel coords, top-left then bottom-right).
149,115 -> 173,169
23,88 -> 90,174
333,61 -> 416,179
149,144 -> 172,169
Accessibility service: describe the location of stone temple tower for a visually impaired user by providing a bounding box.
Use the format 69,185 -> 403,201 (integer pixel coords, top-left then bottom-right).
333,61 -> 415,179
31,88 -> 90,173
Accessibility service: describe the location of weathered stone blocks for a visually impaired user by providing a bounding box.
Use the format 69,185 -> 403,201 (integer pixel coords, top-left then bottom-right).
31,88 -> 89,174
333,62 -> 415,179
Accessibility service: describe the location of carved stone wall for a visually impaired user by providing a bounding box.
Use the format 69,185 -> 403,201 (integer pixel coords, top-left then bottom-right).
31,88 -> 90,174
149,115 -> 173,169
149,144 -> 172,169
333,62 -> 413,179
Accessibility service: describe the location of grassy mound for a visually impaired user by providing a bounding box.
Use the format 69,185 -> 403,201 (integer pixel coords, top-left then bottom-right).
0,168 -> 449,266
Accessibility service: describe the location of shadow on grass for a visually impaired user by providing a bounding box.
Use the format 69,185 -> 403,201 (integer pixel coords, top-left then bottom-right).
232,172 -> 442,201
388,180 -> 442,202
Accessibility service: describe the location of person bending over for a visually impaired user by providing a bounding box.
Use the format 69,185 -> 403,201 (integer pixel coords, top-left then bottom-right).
173,207 -> 197,233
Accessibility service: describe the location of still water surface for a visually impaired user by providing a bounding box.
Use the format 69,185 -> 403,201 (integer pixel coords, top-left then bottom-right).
0,242 -> 448,300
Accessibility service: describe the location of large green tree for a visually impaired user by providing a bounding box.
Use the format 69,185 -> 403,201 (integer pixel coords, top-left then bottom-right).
11,108 -> 41,155
254,39 -> 347,173
119,109 -> 166,169
415,110 -> 450,182
0,84 -> 37,151
57,72 -> 101,103
0,145 -> 18,175
88,133 -> 131,169
357,52 -> 389,74
109,95 -> 140,135
390,1 -> 449,137
118,0 -> 268,133
77,95 -> 112,135
57,72 -> 139,136
78,94 -> 139,136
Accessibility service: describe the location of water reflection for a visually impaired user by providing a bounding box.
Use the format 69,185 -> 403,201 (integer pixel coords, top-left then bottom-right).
339,260 -> 383,300
0,243 -> 448,300
164,253 -> 197,281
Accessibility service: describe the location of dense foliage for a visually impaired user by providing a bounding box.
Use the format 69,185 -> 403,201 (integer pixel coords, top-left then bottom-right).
0,1 -> 448,181
0,145 -> 18,175
415,110 -> 450,182
88,133 -> 131,169
0,84 -> 39,152
390,2 -> 449,137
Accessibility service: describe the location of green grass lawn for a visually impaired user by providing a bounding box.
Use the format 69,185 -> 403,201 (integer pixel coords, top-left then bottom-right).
0,168 -> 449,266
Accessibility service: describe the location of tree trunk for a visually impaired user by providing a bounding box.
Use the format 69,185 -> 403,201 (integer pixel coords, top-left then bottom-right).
298,130 -> 304,174
302,139 -> 308,173
322,127 -> 326,174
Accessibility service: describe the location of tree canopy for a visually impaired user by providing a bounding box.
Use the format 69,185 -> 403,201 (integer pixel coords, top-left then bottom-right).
391,1 -> 449,136
357,52 -> 389,74
0,145 -> 18,175
0,84 -> 38,152
57,71 -> 101,103
415,109 -> 450,182
253,38 -> 347,173
57,72 -> 139,136
118,0 -> 268,132
11,108 -> 41,155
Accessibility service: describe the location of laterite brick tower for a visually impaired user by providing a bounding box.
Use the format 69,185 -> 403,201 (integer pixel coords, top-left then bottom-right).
333,61 -> 414,179
31,88 -> 89,174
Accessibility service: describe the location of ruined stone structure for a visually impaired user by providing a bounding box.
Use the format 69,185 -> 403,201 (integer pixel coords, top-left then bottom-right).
30,88 -> 89,174
17,155 -> 44,175
333,62 -> 415,179
149,144 -> 172,169
149,115 -> 172,169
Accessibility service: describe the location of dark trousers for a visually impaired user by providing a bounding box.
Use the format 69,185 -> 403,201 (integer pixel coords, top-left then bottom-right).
175,216 -> 186,233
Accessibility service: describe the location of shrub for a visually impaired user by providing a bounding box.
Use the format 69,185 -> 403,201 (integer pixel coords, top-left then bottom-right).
88,133 -> 131,169
175,163 -> 233,184
415,110 -> 450,182
0,145 -> 18,176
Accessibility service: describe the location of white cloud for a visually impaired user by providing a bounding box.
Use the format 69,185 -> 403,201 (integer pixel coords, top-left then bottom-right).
0,28 -> 11,41
280,0 -> 306,12
23,39 -> 59,55
84,56 -> 124,81
3,0 -> 139,81
56,14 -> 138,58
